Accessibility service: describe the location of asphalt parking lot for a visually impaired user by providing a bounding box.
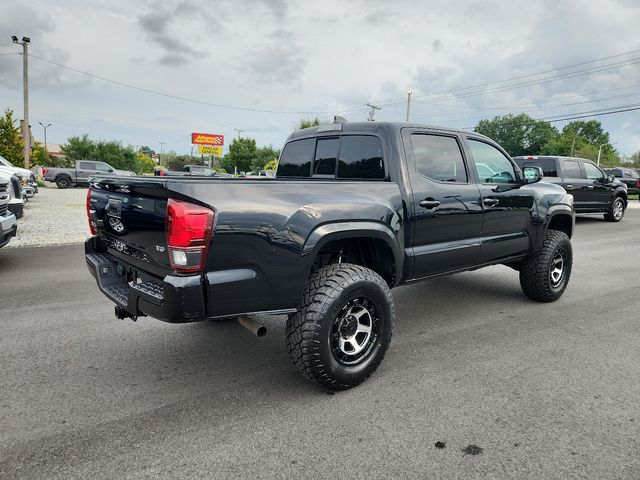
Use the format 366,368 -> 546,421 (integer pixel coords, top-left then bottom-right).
1,213 -> 639,479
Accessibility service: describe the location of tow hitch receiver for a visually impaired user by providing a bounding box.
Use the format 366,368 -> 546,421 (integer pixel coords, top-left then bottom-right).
115,305 -> 140,321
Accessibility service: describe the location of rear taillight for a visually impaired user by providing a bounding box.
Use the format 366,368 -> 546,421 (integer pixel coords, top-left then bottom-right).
42,168 -> 49,177
86,188 -> 96,235
165,198 -> 214,273
636,178 -> 640,189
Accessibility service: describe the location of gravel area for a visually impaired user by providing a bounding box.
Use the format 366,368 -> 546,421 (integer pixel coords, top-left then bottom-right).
8,185 -> 90,248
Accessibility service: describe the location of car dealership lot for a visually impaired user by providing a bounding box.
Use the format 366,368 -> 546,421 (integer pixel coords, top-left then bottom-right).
1,214 -> 639,479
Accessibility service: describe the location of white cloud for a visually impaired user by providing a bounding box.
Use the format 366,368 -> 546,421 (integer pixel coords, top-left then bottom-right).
0,0 -> 639,155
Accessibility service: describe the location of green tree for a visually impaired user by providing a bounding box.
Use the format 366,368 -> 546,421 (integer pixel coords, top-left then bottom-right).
91,140 -> 137,171
474,113 -> 559,156
61,134 -> 95,160
251,145 -> 280,171
628,151 -> 640,170
164,153 -> 201,172
30,141 -> 51,166
0,108 -> 24,166
263,159 -> 278,172
541,120 -> 618,165
296,117 -> 321,131
562,120 -> 609,145
135,152 -> 156,174
224,137 -> 257,173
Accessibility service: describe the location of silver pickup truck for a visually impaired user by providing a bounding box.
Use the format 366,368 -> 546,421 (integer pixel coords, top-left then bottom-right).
44,160 -> 134,189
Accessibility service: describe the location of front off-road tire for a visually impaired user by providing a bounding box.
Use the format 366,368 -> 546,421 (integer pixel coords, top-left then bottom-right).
519,230 -> 572,302
603,196 -> 625,222
286,263 -> 395,391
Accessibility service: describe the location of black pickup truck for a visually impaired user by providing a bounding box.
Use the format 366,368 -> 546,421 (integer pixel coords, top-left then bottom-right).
513,156 -> 628,222
85,121 -> 575,390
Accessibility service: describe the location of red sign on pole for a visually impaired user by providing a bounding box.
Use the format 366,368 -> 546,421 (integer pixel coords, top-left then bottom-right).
191,133 -> 224,146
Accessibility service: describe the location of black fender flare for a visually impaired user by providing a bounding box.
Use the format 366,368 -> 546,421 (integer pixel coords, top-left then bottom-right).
538,204 -> 574,249
302,220 -> 404,286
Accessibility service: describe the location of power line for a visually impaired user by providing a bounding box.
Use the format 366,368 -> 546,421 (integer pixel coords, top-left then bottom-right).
543,106 -> 640,122
385,56 -> 640,110
358,48 -> 640,108
27,53 -> 337,115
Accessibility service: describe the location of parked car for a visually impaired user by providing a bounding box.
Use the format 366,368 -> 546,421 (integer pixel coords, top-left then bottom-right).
43,160 -> 135,189
603,167 -> 640,196
0,154 -> 37,197
0,175 -> 18,248
85,121 -> 575,390
513,156 -> 628,222
0,171 -> 26,219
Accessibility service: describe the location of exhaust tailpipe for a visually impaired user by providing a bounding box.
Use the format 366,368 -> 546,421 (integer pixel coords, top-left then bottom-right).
238,315 -> 267,337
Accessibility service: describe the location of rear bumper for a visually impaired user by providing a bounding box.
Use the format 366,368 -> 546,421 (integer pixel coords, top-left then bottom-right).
85,237 -> 206,323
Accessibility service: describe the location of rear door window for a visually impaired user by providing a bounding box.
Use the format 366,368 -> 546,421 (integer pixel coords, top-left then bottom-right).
78,161 -> 96,170
411,134 -> 467,182
337,136 -> 385,179
562,160 -> 582,178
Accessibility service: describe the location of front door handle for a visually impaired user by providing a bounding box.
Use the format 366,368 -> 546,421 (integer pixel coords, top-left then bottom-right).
587,185 -> 594,189
419,199 -> 441,209
565,184 -> 574,189
483,198 -> 499,207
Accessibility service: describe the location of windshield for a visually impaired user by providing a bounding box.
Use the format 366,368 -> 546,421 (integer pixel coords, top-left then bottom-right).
0,154 -> 13,167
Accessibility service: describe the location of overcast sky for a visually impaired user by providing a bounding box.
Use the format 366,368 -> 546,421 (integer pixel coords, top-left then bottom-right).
1,0 -> 639,156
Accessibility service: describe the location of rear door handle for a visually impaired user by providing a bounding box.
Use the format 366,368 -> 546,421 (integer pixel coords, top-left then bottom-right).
483,198 -> 499,207
419,199 -> 441,209
565,184 -> 574,189
587,185 -> 594,189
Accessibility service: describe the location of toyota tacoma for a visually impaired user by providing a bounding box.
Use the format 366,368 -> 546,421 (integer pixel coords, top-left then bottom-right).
85,121 -> 575,390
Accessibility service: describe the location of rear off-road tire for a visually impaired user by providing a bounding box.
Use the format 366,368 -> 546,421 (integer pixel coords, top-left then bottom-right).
519,230 -> 572,302
55,176 -> 71,189
286,263 -> 395,391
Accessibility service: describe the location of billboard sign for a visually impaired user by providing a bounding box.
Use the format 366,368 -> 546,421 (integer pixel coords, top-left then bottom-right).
191,133 -> 224,146
197,145 -> 223,156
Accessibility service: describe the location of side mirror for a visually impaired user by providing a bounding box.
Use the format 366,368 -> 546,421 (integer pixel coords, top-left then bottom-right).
606,174 -> 615,183
523,166 -> 543,184
108,168 -> 114,173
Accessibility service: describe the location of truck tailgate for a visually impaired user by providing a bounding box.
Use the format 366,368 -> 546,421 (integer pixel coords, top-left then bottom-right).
88,178 -> 172,278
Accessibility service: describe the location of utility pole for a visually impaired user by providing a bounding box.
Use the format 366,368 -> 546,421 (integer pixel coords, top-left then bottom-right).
233,128 -> 244,139
39,122 -> 51,151
405,90 -> 412,122
570,135 -> 577,156
12,35 -> 31,169
597,142 -> 615,166
366,103 -> 381,122
159,142 -> 165,165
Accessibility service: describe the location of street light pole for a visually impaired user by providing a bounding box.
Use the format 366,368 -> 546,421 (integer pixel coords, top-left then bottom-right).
12,35 -> 31,169
405,90 -> 412,122
597,142 -> 616,166
38,122 -> 51,151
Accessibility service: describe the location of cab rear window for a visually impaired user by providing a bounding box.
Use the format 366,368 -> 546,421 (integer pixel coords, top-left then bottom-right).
277,135 -> 385,179
515,158 -> 558,177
